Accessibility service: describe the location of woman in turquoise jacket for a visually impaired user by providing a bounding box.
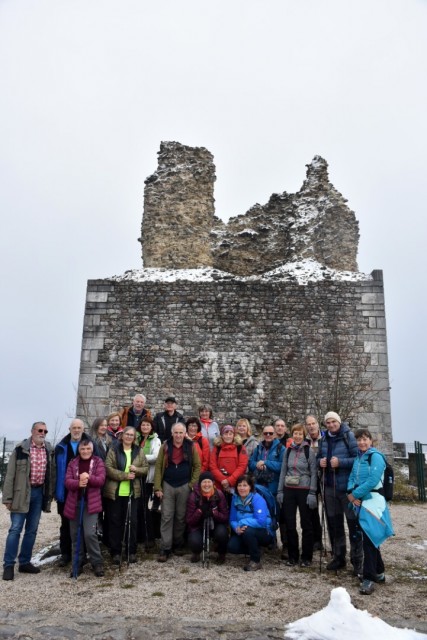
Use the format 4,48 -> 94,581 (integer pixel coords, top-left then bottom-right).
227,474 -> 275,572
347,428 -> 394,595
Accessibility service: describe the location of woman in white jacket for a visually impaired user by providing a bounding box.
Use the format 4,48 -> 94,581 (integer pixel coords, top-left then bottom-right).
137,417 -> 161,547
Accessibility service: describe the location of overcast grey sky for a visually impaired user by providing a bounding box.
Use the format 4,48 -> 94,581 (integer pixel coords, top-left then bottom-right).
1,0 -> 426,443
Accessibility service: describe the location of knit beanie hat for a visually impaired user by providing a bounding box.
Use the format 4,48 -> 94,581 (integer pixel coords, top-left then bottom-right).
220,424 -> 235,435
199,471 -> 214,484
324,411 -> 341,424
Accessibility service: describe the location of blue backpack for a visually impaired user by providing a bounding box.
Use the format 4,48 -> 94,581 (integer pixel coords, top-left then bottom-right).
254,483 -> 279,531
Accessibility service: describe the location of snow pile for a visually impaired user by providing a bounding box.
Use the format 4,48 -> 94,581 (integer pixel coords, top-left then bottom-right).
256,258 -> 372,285
285,587 -> 427,640
111,259 -> 372,285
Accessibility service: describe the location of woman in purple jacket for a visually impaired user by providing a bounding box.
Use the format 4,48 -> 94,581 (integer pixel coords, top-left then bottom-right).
186,471 -> 229,564
64,439 -> 106,577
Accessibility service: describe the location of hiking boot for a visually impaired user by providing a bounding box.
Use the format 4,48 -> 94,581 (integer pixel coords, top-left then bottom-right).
360,579 -> 375,595
244,561 -> 261,572
129,554 -> 137,563
2,566 -> 14,581
58,555 -> 71,567
157,551 -> 170,563
112,555 -> 121,565
94,565 -> 104,577
300,560 -> 312,568
19,563 -> 40,574
285,558 -> 297,567
376,572 -> 385,583
217,553 -> 226,565
190,553 -> 200,563
173,546 -> 185,557
327,558 -> 346,571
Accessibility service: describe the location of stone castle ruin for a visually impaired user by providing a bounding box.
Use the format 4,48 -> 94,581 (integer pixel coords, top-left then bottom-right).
77,142 -> 392,454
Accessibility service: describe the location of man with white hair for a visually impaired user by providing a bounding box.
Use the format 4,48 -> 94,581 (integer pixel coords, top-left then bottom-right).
154,423 -> 201,562
55,418 -> 91,567
120,394 -> 152,430
317,411 -> 362,574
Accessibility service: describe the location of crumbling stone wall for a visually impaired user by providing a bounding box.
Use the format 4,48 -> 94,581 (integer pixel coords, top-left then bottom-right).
212,156 -> 359,276
141,142 -> 215,269
140,144 -> 359,275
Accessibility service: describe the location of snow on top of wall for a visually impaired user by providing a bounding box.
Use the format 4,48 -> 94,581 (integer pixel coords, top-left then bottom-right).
111,258 -> 372,285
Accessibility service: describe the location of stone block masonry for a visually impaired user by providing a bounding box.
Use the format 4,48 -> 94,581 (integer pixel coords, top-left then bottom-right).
77,271 -> 392,456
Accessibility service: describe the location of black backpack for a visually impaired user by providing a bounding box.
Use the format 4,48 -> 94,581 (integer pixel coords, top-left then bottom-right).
367,452 -> 394,502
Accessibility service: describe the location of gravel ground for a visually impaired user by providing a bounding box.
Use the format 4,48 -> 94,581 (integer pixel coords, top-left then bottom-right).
1,502 -> 426,627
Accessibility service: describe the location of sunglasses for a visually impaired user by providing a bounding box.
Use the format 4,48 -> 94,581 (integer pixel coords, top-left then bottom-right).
36,428 -> 48,434
263,431 -> 274,436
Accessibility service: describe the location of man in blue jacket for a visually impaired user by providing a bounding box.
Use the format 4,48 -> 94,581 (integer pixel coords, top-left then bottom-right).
55,418 -> 88,567
249,426 -> 284,497
317,411 -> 362,574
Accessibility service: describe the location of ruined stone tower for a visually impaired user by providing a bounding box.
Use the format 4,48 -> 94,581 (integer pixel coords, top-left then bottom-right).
141,141 -> 215,269
77,142 -> 393,455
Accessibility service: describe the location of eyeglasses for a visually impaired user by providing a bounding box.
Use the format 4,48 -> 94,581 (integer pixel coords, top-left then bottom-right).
263,431 -> 274,436
36,429 -> 48,434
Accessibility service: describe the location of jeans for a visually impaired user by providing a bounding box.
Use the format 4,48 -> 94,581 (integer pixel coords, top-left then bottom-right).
3,486 -> 43,567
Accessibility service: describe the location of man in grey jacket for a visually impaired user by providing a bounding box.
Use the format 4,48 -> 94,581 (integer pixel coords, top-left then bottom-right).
2,421 -> 55,581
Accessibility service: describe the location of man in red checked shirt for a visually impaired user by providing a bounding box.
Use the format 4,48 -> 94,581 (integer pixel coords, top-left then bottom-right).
2,421 -> 55,581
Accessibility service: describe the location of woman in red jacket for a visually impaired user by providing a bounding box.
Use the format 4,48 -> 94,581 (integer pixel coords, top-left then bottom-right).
64,439 -> 106,577
209,425 -> 248,505
185,417 -> 210,471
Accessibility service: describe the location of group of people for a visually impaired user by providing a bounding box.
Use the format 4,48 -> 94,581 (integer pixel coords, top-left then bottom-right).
2,394 -> 394,595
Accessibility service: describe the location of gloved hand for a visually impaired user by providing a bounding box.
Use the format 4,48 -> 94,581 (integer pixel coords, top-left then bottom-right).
276,492 -> 283,508
307,492 -> 317,510
200,501 -> 213,518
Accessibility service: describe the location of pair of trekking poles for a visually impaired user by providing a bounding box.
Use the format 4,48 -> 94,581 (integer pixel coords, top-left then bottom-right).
201,516 -> 212,568
72,481 -> 137,579
318,467 -> 339,575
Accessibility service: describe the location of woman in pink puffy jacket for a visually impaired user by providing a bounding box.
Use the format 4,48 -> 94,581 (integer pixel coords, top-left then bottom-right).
64,439 -> 106,577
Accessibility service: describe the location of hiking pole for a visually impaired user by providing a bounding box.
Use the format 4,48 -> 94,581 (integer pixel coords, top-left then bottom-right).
72,489 -> 86,580
206,517 -> 210,569
202,516 -> 207,567
141,478 -> 149,553
120,483 -> 133,571
332,468 -> 338,577
319,469 -> 326,575
127,481 -> 134,566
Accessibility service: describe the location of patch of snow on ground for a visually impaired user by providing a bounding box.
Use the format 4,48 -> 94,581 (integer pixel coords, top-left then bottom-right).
285,587 -> 427,640
111,259 -> 372,285
32,541 -> 60,567
407,540 -> 427,551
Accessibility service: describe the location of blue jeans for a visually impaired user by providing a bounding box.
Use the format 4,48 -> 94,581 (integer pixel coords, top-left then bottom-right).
3,486 -> 43,567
